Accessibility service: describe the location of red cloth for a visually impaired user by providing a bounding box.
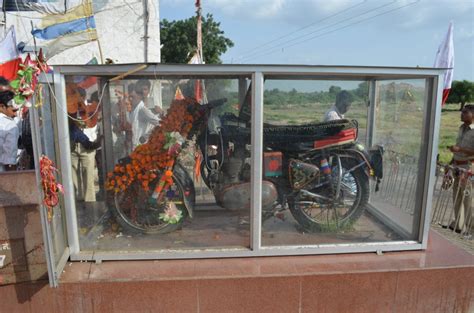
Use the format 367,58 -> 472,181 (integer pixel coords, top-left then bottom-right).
194,80 -> 202,103
0,58 -> 21,81
442,88 -> 451,106
77,76 -> 98,89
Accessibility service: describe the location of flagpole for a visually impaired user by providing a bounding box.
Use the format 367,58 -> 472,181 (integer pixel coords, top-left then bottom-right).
195,0 -> 207,103
143,0 -> 149,63
196,0 -> 202,61
96,39 -> 104,64
1,0 -> 6,35
30,20 -> 38,56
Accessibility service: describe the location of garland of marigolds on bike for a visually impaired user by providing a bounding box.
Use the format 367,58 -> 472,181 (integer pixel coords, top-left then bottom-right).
39,156 -> 64,222
106,97 -> 201,192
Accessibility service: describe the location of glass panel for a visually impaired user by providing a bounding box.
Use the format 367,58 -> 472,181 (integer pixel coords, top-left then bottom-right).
65,75 -> 252,252
37,83 -> 68,264
260,78 -> 406,246
369,79 -> 428,239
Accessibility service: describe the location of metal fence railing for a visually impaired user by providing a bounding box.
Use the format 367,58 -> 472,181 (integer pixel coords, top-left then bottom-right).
372,149 -> 472,240
431,164 -> 473,239
371,149 -> 419,216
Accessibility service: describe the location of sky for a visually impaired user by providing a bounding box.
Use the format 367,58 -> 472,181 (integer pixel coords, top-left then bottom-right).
160,0 -> 474,81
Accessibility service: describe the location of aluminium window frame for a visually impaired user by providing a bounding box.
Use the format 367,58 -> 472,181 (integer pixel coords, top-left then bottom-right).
38,64 -> 444,262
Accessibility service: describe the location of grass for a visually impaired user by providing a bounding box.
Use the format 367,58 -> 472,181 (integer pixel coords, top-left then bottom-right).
263,101 -> 462,164
439,103 -> 461,164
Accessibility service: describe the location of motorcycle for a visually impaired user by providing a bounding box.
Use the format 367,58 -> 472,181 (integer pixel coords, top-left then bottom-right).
111,97 -> 383,234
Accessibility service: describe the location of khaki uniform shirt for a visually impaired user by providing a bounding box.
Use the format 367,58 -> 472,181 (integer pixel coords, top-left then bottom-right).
453,123 -> 474,163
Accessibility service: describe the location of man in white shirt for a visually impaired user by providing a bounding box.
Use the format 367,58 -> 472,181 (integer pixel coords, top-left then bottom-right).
324,90 -> 353,122
136,79 -> 164,116
0,77 -> 19,172
128,85 -> 160,149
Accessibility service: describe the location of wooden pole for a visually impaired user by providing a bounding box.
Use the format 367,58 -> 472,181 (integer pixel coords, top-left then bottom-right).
109,64 -> 147,82
30,21 -> 38,56
143,0 -> 149,63
96,39 -> 104,64
196,0 -> 202,62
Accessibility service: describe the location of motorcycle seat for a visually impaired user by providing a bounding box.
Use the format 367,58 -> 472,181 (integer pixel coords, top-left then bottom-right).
263,119 -> 356,144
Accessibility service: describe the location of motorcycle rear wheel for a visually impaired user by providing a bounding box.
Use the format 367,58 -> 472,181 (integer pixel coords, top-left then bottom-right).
288,157 -> 369,232
113,174 -> 188,234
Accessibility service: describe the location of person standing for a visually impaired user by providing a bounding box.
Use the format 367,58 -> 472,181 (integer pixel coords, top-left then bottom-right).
136,79 -> 163,116
448,104 -> 474,234
324,90 -> 353,122
0,76 -> 19,172
129,84 -> 160,149
70,87 -> 99,202
17,106 -> 35,169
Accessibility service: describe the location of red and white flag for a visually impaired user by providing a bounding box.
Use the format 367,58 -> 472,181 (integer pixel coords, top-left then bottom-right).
0,26 -> 21,81
433,22 -> 454,106
188,51 -> 203,103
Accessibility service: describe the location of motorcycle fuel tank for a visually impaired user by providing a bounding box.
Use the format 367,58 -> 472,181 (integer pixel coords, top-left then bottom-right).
217,180 -> 278,210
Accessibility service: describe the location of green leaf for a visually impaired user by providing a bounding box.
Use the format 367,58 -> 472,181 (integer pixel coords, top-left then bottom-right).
14,95 -> 25,104
25,71 -> 33,81
10,80 -> 20,89
17,70 -> 24,76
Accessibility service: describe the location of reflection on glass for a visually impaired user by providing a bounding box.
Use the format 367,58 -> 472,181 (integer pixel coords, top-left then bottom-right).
370,79 -> 427,239
66,76 -> 253,251
38,85 -> 68,264
261,79 -> 401,246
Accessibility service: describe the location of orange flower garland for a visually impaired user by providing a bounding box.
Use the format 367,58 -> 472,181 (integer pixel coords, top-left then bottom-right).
106,97 -> 201,193
39,156 -> 64,221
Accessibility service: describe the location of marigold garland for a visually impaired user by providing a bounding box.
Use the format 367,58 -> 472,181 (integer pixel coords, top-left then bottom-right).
106,97 -> 201,193
39,155 -> 64,222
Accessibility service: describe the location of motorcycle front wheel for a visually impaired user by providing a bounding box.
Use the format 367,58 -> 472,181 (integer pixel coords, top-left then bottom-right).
288,156 -> 369,232
113,174 -> 188,234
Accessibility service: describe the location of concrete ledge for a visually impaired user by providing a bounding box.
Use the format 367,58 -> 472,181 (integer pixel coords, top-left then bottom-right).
0,171 -> 47,285
0,171 -> 40,208
0,267 -> 472,313
0,231 -> 472,312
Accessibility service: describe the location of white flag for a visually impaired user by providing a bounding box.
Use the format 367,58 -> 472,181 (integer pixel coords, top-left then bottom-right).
0,26 -> 19,64
27,0 -> 83,15
0,26 -> 21,81
433,22 -> 454,105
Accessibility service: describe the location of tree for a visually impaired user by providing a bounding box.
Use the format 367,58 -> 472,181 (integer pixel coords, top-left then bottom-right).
160,14 -> 234,64
353,81 -> 369,101
446,80 -> 474,110
328,85 -> 342,96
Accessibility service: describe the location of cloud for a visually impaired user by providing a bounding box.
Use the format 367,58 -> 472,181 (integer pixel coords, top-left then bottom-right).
178,0 -> 358,21
458,25 -> 474,39
205,0 -> 284,19
396,0 -> 473,29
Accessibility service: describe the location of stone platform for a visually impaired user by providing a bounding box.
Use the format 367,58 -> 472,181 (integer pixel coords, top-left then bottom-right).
0,231 -> 472,313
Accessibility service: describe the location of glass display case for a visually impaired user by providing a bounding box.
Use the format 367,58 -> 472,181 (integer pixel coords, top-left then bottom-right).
33,64 -> 443,277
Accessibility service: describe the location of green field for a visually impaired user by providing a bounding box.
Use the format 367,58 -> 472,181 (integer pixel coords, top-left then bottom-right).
438,103 -> 462,164
263,100 -> 461,164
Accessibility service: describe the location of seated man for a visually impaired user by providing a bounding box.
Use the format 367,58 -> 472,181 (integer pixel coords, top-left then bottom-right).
324,90 -> 353,122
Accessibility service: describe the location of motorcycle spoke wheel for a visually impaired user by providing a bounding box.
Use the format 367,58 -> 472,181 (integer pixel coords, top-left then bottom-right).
289,157 -> 369,232
113,177 -> 187,234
